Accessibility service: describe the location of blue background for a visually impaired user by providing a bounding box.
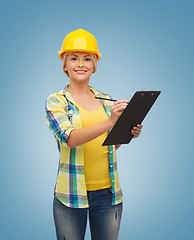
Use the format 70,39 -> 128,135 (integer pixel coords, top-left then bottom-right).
1,0 -> 193,239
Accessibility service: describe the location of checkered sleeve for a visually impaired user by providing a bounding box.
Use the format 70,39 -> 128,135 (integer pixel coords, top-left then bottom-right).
45,94 -> 75,146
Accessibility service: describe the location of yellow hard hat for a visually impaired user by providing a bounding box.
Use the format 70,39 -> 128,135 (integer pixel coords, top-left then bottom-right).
58,29 -> 101,61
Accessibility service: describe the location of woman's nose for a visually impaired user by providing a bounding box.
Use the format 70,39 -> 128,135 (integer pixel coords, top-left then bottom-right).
78,58 -> 84,67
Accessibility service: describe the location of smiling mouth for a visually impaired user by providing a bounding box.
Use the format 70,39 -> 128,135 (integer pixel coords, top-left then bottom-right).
75,70 -> 87,73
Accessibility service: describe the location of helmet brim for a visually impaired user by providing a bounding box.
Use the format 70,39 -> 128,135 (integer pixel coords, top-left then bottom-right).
58,49 -> 101,61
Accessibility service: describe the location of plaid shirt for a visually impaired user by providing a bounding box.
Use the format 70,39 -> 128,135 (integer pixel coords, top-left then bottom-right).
45,85 -> 123,208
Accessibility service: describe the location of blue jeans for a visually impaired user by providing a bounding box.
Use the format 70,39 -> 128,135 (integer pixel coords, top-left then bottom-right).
53,188 -> 123,240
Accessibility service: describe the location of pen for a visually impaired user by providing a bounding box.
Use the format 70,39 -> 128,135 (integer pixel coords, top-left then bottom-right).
95,97 -> 117,102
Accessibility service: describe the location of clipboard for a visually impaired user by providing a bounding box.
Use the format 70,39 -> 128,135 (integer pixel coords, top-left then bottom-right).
102,91 -> 161,146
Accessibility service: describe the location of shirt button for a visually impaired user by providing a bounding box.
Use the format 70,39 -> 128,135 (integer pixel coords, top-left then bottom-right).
110,151 -> 112,154
110,165 -> 113,168
112,180 -> 115,183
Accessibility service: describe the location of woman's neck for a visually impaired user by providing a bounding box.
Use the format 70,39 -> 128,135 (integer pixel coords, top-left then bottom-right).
67,81 -> 100,110
68,82 -> 91,97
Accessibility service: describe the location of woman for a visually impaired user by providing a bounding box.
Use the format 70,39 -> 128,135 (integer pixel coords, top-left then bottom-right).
45,29 -> 142,240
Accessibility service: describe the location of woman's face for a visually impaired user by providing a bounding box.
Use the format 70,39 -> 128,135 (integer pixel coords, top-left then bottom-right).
64,52 -> 95,82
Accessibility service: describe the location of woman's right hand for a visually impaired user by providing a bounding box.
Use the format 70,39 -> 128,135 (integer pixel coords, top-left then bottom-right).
109,99 -> 128,126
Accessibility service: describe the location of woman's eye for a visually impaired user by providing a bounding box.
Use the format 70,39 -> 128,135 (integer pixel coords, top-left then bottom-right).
71,57 -> 77,61
85,58 -> 91,61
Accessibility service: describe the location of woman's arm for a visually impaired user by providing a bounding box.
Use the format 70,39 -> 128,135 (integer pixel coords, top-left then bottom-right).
67,118 -> 113,148
67,100 -> 128,148
115,144 -> 121,150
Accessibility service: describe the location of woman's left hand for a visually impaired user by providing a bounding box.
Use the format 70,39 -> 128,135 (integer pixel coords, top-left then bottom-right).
131,124 -> 143,138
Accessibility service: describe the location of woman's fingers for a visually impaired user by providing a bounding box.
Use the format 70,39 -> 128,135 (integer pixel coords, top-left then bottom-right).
114,99 -> 128,106
110,99 -> 128,124
137,124 -> 143,129
112,104 -> 127,113
111,100 -> 128,112
131,124 -> 143,138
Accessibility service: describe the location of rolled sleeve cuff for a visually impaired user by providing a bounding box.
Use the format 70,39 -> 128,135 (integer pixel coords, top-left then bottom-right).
60,127 -> 75,145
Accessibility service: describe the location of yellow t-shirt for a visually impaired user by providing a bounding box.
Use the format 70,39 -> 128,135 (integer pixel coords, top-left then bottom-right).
76,102 -> 112,191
